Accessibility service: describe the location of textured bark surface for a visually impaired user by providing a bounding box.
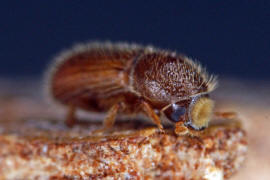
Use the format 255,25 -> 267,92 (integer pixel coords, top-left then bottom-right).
0,119 -> 246,180
0,78 -> 260,179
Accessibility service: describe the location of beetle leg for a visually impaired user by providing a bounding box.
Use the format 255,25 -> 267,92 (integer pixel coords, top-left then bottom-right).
141,101 -> 165,133
175,121 -> 202,137
214,111 -> 237,119
103,103 -> 120,129
92,103 -> 121,134
174,121 -> 189,135
66,105 -> 77,127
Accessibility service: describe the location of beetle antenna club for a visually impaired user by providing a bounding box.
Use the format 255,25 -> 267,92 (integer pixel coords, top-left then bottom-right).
45,41 -> 217,136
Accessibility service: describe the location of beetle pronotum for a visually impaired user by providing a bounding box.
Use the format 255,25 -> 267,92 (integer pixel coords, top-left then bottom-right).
45,42 -> 218,135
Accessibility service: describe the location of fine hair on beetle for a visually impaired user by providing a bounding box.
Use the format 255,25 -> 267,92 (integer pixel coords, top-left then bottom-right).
44,41 -> 217,135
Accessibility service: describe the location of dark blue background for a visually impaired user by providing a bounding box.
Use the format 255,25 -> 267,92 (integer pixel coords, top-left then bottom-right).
1,1 -> 269,79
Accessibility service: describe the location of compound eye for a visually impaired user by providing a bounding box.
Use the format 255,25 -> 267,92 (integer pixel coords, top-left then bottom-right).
164,103 -> 186,122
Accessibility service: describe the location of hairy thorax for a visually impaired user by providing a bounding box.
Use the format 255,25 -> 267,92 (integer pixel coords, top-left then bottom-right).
132,52 -> 208,108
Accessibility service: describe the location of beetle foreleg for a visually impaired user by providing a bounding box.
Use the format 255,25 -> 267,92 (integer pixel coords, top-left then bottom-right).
141,101 -> 165,133
174,121 -> 189,135
214,111 -> 237,119
175,121 -> 204,137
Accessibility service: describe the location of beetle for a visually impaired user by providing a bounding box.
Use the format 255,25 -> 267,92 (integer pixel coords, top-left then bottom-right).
45,42 -> 218,135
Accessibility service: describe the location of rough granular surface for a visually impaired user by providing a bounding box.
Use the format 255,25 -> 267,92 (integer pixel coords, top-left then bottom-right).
0,118 -> 247,180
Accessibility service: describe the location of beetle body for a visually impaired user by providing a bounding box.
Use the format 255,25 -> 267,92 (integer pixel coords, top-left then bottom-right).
46,42 -> 217,135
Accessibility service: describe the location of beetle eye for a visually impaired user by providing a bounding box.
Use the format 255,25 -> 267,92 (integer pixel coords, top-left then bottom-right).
164,103 -> 186,122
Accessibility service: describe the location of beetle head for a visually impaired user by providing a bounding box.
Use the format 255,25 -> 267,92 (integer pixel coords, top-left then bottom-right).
162,95 -> 214,130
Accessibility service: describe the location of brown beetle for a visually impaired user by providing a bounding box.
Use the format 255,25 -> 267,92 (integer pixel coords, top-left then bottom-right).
45,42 -> 218,135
